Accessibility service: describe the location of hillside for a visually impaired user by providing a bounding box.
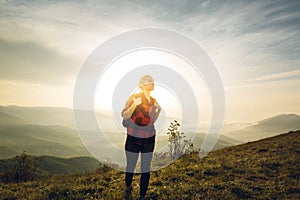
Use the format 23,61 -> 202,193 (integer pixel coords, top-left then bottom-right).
0,105 -> 239,160
0,111 -> 24,126
0,106 -> 75,127
252,113 -> 300,132
0,155 -> 101,176
0,125 -> 238,160
0,124 -> 91,159
0,105 -> 111,128
0,130 -> 299,199
1,105 -> 299,149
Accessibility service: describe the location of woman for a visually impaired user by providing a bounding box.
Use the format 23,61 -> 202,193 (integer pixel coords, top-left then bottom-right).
121,75 -> 161,200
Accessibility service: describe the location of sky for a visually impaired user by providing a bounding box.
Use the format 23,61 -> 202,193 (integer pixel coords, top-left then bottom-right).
0,0 -> 300,123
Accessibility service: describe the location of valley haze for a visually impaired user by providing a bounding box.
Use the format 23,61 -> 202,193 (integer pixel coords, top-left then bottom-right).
0,105 -> 299,161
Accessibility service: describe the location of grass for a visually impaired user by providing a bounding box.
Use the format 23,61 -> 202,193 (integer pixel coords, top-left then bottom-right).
0,130 -> 299,199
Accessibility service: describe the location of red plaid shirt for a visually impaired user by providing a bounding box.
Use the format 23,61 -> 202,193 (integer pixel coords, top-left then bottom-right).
122,93 -> 157,139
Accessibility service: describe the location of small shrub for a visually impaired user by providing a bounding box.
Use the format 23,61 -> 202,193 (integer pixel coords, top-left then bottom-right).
1,152 -> 38,183
167,120 -> 193,159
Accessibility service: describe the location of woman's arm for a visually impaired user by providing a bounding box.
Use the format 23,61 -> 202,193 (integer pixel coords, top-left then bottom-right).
122,96 -> 142,120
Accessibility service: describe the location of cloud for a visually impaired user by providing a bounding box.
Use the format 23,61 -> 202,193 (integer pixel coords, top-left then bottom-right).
174,0 -> 300,87
0,79 -> 72,107
0,38 -> 79,85
0,0 -> 300,121
247,69 -> 300,83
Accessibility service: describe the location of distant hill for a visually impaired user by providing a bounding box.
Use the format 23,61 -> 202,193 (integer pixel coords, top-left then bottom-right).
0,105 -> 239,160
0,155 -> 101,175
1,130 -> 299,199
0,105 -> 112,128
223,113 -> 300,142
0,124 -> 90,159
251,114 -> 300,132
1,105 -> 299,159
0,106 -> 111,159
0,106 -> 75,127
0,111 -> 24,126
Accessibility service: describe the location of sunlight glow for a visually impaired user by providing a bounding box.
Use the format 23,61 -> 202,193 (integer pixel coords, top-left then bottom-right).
94,49 -> 212,125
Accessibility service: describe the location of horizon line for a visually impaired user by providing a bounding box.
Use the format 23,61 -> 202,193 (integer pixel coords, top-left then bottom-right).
0,104 -> 299,124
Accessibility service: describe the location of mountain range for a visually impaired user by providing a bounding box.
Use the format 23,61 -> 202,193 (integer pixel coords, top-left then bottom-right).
0,106 -> 75,127
0,105 -> 299,160
222,113 -> 300,142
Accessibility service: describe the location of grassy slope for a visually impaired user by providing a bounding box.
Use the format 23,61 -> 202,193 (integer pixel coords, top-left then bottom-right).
0,156 -> 101,176
36,156 -> 101,175
0,130 -> 299,199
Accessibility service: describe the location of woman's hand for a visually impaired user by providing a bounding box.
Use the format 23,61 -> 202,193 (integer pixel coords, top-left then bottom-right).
133,97 -> 142,106
122,96 -> 142,120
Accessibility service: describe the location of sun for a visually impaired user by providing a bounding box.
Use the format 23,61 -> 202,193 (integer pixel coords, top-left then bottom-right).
94,49 -> 179,113
94,49 -> 212,133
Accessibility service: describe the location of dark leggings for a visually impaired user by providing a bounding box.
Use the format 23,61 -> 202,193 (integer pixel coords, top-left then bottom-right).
125,136 -> 154,197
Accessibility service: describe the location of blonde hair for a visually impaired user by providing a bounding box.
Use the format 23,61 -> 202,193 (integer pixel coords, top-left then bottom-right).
138,75 -> 154,88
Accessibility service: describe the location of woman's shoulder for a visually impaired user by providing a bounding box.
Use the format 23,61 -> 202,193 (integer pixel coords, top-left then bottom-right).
126,93 -> 141,104
129,93 -> 142,99
150,96 -> 158,106
151,96 -> 157,102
